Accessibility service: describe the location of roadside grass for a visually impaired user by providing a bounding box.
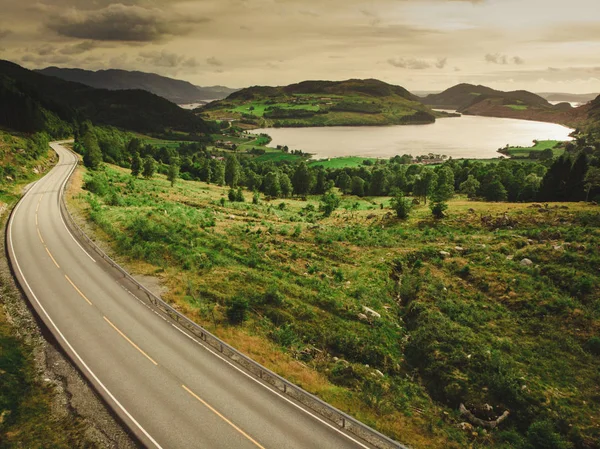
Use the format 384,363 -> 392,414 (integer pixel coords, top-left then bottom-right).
70,164 -> 600,449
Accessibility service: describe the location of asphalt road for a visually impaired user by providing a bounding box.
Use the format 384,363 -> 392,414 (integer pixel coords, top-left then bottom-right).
7,142 -> 381,449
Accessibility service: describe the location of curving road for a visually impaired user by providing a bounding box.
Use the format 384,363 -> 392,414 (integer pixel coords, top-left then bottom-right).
7,142 -> 382,449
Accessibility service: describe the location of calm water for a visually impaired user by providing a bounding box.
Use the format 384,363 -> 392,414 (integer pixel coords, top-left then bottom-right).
251,115 -> 573,160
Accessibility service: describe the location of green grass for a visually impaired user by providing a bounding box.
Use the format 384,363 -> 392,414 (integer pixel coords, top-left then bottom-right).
505,104 -> 529,111
231,102 -> 320,118
309,157 -> 379,169
73,165 -> 600,449
504,140 -> 565,158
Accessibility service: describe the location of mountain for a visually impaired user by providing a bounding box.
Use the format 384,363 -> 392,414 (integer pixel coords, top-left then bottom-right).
538,92 -> 599,104
201,79 -> 438,128
37,67 -> 237,104
422,83 -> 586,126
0,60 -> 215,135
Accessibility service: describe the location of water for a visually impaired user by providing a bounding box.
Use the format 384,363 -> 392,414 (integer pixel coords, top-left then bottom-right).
250,115 -> 573,160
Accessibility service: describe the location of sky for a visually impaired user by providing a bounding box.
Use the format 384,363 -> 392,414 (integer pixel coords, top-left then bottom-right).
0,0 -> 599,93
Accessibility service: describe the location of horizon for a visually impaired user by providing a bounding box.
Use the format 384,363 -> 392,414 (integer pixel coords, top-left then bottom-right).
1,1 -> 599,94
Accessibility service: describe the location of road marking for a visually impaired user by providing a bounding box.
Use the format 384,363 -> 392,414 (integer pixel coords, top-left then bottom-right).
170,324 -> 372,449
182,384 -> 266,449
64,275 -> 93,305
45,247 -> 60,268
103,316 -> 158,366
36,214 -> 38,226
8,158 -> 164,449
36,194 -> 43,212
37,228 -> 44,244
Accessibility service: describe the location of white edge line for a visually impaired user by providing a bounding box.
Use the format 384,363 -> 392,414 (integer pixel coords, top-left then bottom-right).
52,144 -> 97,263
8,148 -> 163,449
168,324 -> 372,449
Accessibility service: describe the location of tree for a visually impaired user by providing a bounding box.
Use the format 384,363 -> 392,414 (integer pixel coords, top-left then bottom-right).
413,170 -> 436,204
226,296 -> 249,325
82,130 -> 103,170
390,191 -> 412,219
337,172 -> 351,193
351,176 -> 365,196
370,168 -> 389,196
482,178 -> 508,202
584,167 -> 600,201
430,201 -> 448,219
225,155 -> 241,187
459,175 -> 480,199
167,157 -> 180,187
142,156 -> 156,179
319,192 -> 341,217
279,173 -> 293,198
212,160 -> 225,186
131,152 -> 142,177
431,166 -> 455,202
263,172 -> 281,197
127,138 -> 142,156
292,162 -> 313,196
314,168 -> 328,194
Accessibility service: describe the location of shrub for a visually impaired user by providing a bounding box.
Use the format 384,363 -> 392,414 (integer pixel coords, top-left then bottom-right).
390,191 -> 412,219
585,336 -> 600,356
527,421 -> 572,449
228,188 -> 237,201
430,201 -> 448,219
319,192 -> 341,217
226,296 -> 249,325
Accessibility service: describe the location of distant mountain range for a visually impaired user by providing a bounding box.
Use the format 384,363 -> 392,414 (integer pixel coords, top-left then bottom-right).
201,79 -> 438,128
421,84 -> 590,126
0,60 -> 215,135
37,67 -> 239,105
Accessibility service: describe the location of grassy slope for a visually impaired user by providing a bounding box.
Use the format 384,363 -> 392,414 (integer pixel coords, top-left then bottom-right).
0,131 -> 94,448
502,140 -> 565,158
70,164 -> 600,449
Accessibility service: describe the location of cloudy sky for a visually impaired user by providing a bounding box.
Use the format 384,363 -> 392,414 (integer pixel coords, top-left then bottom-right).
0,0 -> 599,93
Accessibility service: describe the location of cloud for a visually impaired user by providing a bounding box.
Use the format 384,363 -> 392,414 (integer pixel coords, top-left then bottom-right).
485,53 -> 525,65
138,50 -> 198,69
0,28 -> 11,40
60,41 -> 99,55
47,4 -> 208,42
435,57 -> 448,69
388,57 -> 431,70
206,57 -> 224,67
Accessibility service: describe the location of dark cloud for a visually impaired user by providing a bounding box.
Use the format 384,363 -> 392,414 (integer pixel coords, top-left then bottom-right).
0,29 -> 11,40
206,57 -> 224,67
46,4 -> 208,42
512,56 -> 525,65
435,57 -> 448,69
60,41 -> 99,55
485,53 -> 525,65
388,57 -> 431,69
138,50 -> 198,69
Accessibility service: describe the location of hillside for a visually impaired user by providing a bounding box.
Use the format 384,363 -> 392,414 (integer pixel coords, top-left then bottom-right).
0,60 -> 215,135
422,84 -> 585,126
200,79 -> 438,128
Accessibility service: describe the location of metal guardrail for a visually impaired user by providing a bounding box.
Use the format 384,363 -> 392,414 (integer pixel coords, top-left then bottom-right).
60,160 -> 409,449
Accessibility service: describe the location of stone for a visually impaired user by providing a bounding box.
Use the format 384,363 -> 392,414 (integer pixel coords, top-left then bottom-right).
357,313 -> 369,321
362,306 -> 381,319
375,370 -> 385,377
228,214 -> 236,220
506,255 -> 514,261
455,246 -> 465,252
520,258 -> 533,266
440,251 -> 451,258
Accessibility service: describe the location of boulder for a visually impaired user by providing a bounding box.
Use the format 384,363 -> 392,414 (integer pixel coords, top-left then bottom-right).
357,313 -> 369,321
440,251 -> 451,258
520,258 -> 533,267
362,306 -> 381,319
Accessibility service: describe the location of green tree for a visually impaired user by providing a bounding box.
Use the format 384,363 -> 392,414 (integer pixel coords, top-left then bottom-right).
431,166 -> 455,202
263,172 -> 281,197
142,156 -> 156,179
584,166 -> 600,201
459,175 -> 480,199
370,168 -> 389,196
131,152 -> 142,177
167,157 -> 180,187
413,170 -> 436,204
292,162 -> 313,196
212,160 -> 225,186
82,130 -> 103,170
337,172 -> 352,193
319,192 -> 341,217
127,137 -> 142,155
482,178 -> 508,202
226,296 -> 249,325
225,155 -> 241,187
390,191 -> 412,219
279,173 -> 293,198
430,201 -> 448,219
351,176 -> 365,196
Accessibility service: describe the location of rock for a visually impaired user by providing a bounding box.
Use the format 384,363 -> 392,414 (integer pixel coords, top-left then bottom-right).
455,246 -> 465,252
366,214 -> 376,219
357,313 -> 369,321
527,239 -> 534,244
553,245 -> 563,251
506,255 -> 514,261
362,306 -> 381,319
228,214 -> 236,220
459,422 -> 474,432
333,357 -> 339,361
375,370 -> 385,377
520,258 -> 533,266
440,251 -> 451,258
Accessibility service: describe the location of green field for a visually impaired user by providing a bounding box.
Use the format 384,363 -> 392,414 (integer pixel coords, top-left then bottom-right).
71,164 -> 600,449
310,157 -> 379,169
503,140 -> 565,158
231,101 -> 321,117
505,104 -> 529,111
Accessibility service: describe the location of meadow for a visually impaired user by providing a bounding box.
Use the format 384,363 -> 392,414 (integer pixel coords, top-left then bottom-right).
69,164 -> 600,449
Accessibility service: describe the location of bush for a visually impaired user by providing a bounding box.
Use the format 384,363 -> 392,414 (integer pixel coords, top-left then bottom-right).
226,296 -> 249,325
390,191 -> 412,219
585,336 -> 600,355
430,201 -> 448,219
319,192 -> 341,217
83,173 -> 109,196
527,421 -> 572,449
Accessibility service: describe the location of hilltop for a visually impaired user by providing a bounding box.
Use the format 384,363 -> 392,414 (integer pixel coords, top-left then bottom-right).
0,60 -> 216,135
200,79 -> 438,128
423,83 -> 586,126
37,67 -> 238,104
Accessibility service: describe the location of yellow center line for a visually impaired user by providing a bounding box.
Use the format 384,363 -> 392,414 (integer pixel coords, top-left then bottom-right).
36,214 -> 38,226
45,247 -> 60,268
37,228 -> 44,244
103,317 -> 158,366
64,275 -> 93,305
182,384 -> 266,449
36,194 -> 43,212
